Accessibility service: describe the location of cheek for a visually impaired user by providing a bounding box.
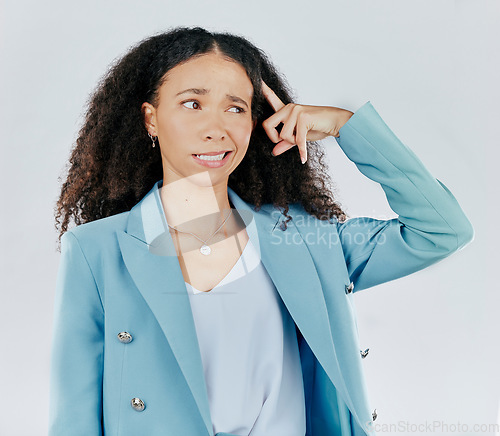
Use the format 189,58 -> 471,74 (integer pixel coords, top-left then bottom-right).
231,123 -> 253,147
162,116 -> 190,141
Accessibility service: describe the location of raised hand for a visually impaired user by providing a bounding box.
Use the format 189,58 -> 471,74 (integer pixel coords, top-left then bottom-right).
261,80 -> 354,164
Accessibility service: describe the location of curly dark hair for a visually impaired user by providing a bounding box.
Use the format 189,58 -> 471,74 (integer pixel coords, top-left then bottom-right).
54,25 -> 348,251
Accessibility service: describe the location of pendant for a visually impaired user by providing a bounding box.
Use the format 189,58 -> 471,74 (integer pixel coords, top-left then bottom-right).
200,245 -> 211,256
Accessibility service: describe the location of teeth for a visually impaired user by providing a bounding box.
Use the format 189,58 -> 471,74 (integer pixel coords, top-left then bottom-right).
195,152 -> 226,161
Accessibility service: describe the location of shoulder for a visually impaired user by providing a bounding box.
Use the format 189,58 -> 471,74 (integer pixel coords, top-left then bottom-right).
63,210 -> 130,255
269,202 -> 339,233
288,202 -> 339,224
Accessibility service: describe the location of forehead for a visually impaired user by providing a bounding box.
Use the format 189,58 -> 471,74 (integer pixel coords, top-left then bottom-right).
160,54 -> 254,98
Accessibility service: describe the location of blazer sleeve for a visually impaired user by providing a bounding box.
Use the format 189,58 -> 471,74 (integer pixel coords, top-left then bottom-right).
49,230 -> 104,435
334,101 -> 474,292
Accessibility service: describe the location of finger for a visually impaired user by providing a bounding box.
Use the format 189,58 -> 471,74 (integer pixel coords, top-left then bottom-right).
261,80 -> 285,112
295,117 -> 308,164
271,140 -> 296,157
262,104 -> 294,143
278,105 -> 299,145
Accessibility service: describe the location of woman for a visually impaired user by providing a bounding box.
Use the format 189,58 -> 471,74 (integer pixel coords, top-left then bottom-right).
50,26 -> 474,436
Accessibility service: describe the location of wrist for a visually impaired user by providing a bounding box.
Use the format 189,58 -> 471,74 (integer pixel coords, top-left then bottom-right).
331,110 -> 354,138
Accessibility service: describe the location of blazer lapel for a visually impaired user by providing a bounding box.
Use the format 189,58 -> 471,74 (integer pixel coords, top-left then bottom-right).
116,179 -> 350,435
116,182 -> 214,435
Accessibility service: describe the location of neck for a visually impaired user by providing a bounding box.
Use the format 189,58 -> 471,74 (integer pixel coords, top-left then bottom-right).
159,174 -> 235,239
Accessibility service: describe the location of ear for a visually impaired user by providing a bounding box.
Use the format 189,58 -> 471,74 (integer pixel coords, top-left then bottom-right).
141,102 -> 157,136
252,119 -> 258,131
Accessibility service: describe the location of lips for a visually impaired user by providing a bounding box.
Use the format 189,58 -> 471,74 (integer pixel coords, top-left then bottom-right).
192,150 -> 233,168
194,150 -> 232,156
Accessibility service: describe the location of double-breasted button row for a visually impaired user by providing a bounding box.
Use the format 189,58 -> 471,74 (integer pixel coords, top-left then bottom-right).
117,333 -> 144,412
345,282 -> 354,294
131,397 -> 145,411
117,331 -> 133,344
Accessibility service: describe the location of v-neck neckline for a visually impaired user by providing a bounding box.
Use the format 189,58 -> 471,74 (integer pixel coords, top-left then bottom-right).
185,238 -> 252,294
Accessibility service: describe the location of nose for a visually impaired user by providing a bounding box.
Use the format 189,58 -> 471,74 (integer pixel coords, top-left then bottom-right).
206,132 -> 225,140
203,111 -> 226,141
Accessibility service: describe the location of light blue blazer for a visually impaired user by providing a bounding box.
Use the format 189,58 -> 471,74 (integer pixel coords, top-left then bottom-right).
48,101 -> 474,436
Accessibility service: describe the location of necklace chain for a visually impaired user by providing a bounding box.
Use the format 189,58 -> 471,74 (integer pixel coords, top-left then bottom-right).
167,208 -> 233,256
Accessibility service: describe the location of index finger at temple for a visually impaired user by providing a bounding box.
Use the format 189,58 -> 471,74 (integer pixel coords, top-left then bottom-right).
261,80 -> 285,112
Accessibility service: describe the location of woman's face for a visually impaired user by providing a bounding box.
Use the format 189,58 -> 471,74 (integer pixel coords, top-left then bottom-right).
142,52 -> 256,187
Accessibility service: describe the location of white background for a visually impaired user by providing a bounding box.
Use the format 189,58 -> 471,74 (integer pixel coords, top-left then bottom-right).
1,1 -> 498,435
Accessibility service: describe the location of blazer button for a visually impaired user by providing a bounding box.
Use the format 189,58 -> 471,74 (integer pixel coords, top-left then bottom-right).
131,397 -> 145,411
372,409 -> 378,421
345,282 -> 354,294
360,348 -> 370,359
117,331 -> 133,344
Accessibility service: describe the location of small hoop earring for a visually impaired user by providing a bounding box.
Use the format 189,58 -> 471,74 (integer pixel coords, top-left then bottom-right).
148,132 -> 157,148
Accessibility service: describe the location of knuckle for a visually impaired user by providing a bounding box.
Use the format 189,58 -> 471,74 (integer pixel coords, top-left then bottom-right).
280,133 -> 294,144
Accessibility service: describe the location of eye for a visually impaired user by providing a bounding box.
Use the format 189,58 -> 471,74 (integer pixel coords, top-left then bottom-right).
181,100 -> 246,114
228,106 -> 246,114
182,100 -> 200,109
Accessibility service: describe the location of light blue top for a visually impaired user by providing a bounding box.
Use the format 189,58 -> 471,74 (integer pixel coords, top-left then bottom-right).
185,237 -> 306,435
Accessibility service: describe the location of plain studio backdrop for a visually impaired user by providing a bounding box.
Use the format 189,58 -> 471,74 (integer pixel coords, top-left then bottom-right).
0,1 -> 498,435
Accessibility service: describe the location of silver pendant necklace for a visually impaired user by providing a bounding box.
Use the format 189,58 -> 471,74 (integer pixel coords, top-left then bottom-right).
167,208 -> 233,256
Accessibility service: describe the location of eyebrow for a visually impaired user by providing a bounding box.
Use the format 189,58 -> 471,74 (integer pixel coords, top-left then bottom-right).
175,88 -> 249,109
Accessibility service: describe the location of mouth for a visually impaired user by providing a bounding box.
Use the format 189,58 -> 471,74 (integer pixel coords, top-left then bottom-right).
192,151 -> 233,168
